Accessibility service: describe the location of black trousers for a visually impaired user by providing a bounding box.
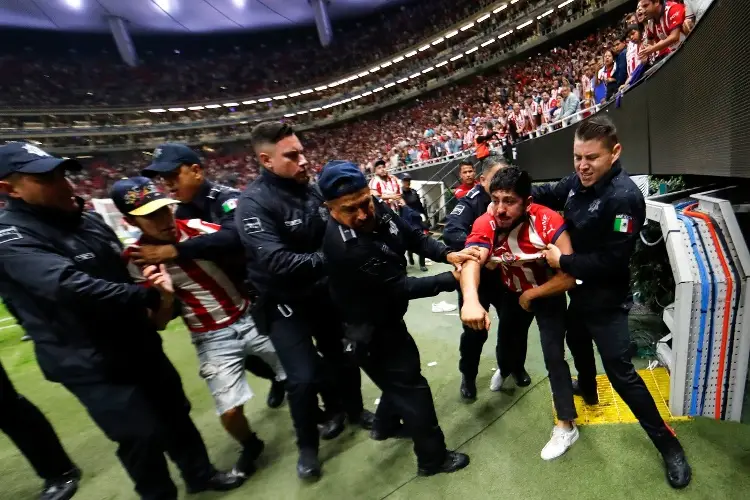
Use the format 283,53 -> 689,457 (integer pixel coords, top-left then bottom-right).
244,355 -> 276,381
361,322 -> 446,469
458,279 -> 528,380
265,302 -> 363,452
502,292 -> 576,420
0,362 -> 76,482
65,353 -> 214,500
566,301 -> 673,442
407,250 -> 426,268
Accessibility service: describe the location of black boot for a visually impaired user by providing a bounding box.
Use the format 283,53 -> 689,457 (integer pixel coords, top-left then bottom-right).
460,375 -> 477,400
233,433 -> 265,478
370,422 -> 410,441
572,379 -> 599,405
350,409 -> 375,430
186,470 -> 245,493
655,436 -> 692,489
319,412 -> 346,440
512,369 -> 531,387
40,467 -> 81,500
266,379 -> 286,409
297,448 -> 322,480
417,451 -> 470,476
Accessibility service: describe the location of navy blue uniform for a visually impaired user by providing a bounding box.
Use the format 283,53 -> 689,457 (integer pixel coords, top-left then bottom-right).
322,198 -> 455,470
236,169 -> 364,452
442,185 -> 522,383
0,198 -> 216,498
532,162 -> 675,445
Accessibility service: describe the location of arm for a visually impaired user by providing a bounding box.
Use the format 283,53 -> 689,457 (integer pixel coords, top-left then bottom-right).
530,174 -> 574,211
459,247 -> 491,331
175,192 -> 243,260
442,199 -> 476,250
641,28 -> 682,57
522,231 -> 576,303
236,195 -> 326,285
396,210 -> 450,263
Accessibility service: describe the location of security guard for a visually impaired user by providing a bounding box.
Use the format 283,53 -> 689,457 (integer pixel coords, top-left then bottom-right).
1,359 -> 81,500
443,158 -> 531,399
138,143 -> 285,409
534,116 -> 691,488
319,160 -> 472,476
0,142 -> 243,499
237,122 -> 373,480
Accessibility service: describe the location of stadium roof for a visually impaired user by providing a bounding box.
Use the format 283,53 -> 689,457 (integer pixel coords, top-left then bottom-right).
0,0 -> 407,34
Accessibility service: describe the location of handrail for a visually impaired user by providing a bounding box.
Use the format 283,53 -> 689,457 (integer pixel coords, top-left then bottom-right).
527,103 -> 602,138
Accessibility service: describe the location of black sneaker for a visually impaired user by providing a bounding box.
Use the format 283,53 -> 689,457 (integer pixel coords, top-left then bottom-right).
266,379 -> 286,408
319,412 -> 346,440
233,433 -> 265,478
417,451 -> 470,476
572,379 -> 599,405
420,266 -> 428,272
297,448 -> 321,480
40,468 -> 81,500
186,470 -> 245,493
512,369 -> 531,387
460,375 -> 477,400
657,438 -> 692,489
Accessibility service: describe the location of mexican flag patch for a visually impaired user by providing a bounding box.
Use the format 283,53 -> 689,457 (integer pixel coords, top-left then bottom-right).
221,199 -> 238,213
614,214 -> 634,233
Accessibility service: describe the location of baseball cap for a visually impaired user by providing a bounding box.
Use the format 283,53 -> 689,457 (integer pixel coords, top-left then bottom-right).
318,161 -> 368,201
401,173 -> 412,180
110,176 -> 179,216
141,143 -> 201,177
0,142 -> 81,180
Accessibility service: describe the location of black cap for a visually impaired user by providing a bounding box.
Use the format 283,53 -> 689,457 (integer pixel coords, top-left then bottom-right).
141,143 -> 202,177
401,173 -> 412,180
0,142 -> 81,180
318,160 -> 368,201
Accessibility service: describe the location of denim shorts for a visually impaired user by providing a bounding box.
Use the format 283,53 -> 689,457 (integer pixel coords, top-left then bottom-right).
192,310 -> 286,415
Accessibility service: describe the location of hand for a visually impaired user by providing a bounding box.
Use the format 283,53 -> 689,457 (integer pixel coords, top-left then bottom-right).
446,248 -> 482,270
451,268 -> 461,281
461,301 -> 490,331
542,243 -> 562,269
131,244 -> 178,265
519,290 -> 535,312
143,264 -> 174,295
484,259 -> 499,270
638,46 -> 652,60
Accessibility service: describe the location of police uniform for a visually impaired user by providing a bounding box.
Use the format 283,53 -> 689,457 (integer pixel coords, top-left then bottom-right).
236,168 -> 366,470
443,185 -> 527,393
0,143 -> 241,498
319,162 -> 469,476
532,161 -> 690,485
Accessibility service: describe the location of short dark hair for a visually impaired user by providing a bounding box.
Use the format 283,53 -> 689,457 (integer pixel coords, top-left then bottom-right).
459,160 -> 474,170
479,157 -> 509,177
575,115 -> 619,150
489,166 -> 532,199
250,121 -> 295,151
374,159 -> 386,167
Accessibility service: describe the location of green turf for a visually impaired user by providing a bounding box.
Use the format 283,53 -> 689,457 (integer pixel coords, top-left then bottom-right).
2,266 -> 750,500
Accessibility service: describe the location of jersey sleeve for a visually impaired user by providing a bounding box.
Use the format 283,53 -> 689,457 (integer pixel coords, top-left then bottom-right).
665,3 -> 686,32
368,178 -> 382,194
534,206 -> 567,245
465,213 -> 496,252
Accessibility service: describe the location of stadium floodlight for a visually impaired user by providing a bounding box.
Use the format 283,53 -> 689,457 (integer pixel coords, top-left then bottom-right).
537,9 -> 553,19
396,78 -> 408,84
222,102 -> 239,107
257,98 -> 271,103
384,82 -> 396,88
418,44 -> 430,52
301,89 -> 314,94
517,20 -> 533,29
404,51 -> 417,58
445,30 -> 458,38
450,54 -> 463,61
498,30 -> 513,39
154,0 -> 174,13
241,100 -> 257,105
370,65 -> 381,72
422,66 -> 434,74
460,22 -> 474,31
168,107 -> 186,112
149,109 -> 167,113
477,14 -> 491,23
435,60 -> 448,67
272,95 -> 287,100
342,98 -> 352,104
329,81 -> 341,88
361,91 -> 373,97
392,56 -> 405,63
64,0 -> 83,10
511,0 -> 519,4
314,86 -> 328,91
558,0 -> 574,7
232,0 -> 246,8
297,110 -> 309,114
188,105 -> 206,110
288,92 -> 301,97
358,71 -> 369,77
284,113 -> 295,118
493,4 -> 508,13
481,39 -> 496,47
465,46 -> 479,54
380,61 -> 392,68
409,72 -> 421,79
431,37 -> 444,46
310,107 -> 322,112
351,95 -> 362,100
205,104 -> 222,108
372,87 -> 384,93
239,121 -> 248,124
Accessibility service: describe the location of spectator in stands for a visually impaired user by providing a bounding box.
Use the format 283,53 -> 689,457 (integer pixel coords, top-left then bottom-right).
683,0 -> 714,33
599,50 -> 620,101
369,159 -> 402,211
558,85 -> 581,123
638,0 -> 686,62
621,24 -> 646,90
454,161 -> 478,199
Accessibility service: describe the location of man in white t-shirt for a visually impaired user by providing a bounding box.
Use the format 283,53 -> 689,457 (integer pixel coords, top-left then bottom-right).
368,159 -> 402,210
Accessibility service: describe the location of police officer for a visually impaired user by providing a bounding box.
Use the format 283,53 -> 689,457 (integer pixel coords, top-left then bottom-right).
237,122 -> 373,479
0,142 -> 243,499
138,143 -> 285,409
400,173 -> 428,271
534,116 -> 691,488
443,158 -> 531,399
319,160 -> 472,476
1,359 -> 81,500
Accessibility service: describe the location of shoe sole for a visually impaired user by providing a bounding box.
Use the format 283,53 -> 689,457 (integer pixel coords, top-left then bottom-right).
417,456 -> 470,477
541,430 -> 580,461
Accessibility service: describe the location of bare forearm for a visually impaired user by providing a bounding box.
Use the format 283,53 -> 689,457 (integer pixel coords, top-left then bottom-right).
151,294 -> 174,330
528,273 -> 575,300
460,261 -> 482,304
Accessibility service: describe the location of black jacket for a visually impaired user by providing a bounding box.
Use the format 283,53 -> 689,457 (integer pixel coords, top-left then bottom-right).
323,198 -> 456,327
442,184 -> 491,251
401,187 -> 426,215
531,162 -> 644,309
236,169 -> 328,305
175,180 -> 242,260
0,199 -> 164,384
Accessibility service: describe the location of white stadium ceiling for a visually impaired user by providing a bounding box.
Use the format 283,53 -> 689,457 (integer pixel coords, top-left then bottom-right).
0,0 -> 407,34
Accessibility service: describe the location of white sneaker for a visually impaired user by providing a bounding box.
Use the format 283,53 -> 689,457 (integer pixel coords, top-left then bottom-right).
541,424 -> 579,461
431,301 -> 457,313
489,369 -> 509,391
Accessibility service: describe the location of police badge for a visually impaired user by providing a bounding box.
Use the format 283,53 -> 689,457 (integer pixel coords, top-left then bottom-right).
318,206 -> 329,221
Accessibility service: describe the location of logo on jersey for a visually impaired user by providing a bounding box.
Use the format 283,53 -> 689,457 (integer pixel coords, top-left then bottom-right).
243,217 -> 263,234
22,143 -> 51,157
500,252 -> 517,265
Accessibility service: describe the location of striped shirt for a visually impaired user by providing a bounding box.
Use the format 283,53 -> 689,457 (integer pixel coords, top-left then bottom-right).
646,1 -> 686,58
626,41 -> 641,76
465,204 -> 565,293
369,174 -> 402,210
125,219 -> 248,333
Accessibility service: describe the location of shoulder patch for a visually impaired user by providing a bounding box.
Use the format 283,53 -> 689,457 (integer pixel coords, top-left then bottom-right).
221,198 -> 238,213
338,225 -> 357,242
0,226 -> 23,245
614,214 -> 635,234
450,204 -> 465,216
242,217 -> 263,234
467,188 -> 480,199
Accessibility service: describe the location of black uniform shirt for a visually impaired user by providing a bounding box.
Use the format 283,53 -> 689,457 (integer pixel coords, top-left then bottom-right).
175,180 -> 242,260
323,198 -> 456,326
402,187 -> 426,215
531,162 -> 645,309
442,184 -> 491,251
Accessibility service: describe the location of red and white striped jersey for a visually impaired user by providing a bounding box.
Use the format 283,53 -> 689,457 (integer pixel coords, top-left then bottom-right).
125,219 -> 249,333
530,101 -> 541,115
465,204 -> 566,293
626,41 -> 641,76
369,174 -> 402,210
646,1 -> 686,57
